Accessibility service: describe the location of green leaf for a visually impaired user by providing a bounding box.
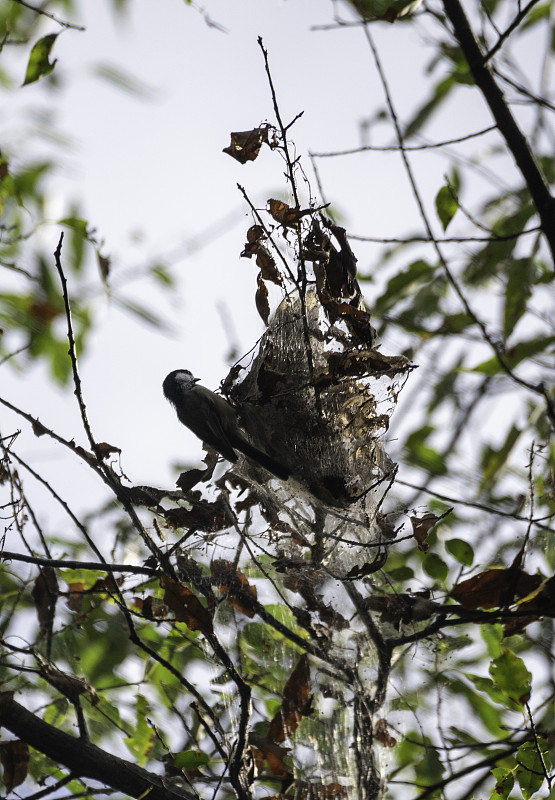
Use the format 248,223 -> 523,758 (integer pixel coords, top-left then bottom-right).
519,1 -> 552,31
481,624 -> 504,659
59,213 -> 92,273
404,74 -> 456,139
173,750 -> 210,771
414,744 -> 444,787
490,766 -> 515,800
43,698 -> 69,727
445,538 -> 474,566
450,675 -> 505,735
125,694 -> 154,766
423,553 -> 448,582
114,297 -> 172,331
387,566 -> 415,582
61,569 -> 106,590
348,0 -> 423,20
436,313 -> 475,335
373,259 -> 434,314
463,200 -> 536,285
503,258 -> 534,337
152,264 -> 174,287
489,649 -> 531,707
436,633 -> 472,653
480,424 -> 522,490
23,33 -> 59,86
92,62 -> 153,98
435,184 -> 458,231
515,740 -> 550,799
404,426 -> 447,475
466,674 -> 510,708
13,161 -> 52,204
470,335 -> 555,375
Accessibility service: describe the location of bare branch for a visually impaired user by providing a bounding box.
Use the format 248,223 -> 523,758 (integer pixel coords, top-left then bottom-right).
482,0 -> 544,64
363,24 -> 555,429
442,0 -> 555,263
310,126 -> 497,157
0,550 -> 155,576
0,694 -> 196,800
8,0 -> 86,31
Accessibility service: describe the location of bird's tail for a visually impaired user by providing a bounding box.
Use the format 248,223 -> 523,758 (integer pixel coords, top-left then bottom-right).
237,439 -> 290,481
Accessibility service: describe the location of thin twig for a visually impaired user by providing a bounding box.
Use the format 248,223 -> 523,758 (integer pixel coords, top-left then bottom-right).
310,126 -> 497,157
482,0 -> 544,64
395,478 -> 554,531
8,0 -> 85,30
442,0 -> 555,263
409,734 -> 529,800
492,64 -> 555,113
0,551 -> 155,576
363,24 -> 555,429
11,451 -> 107,564
53,234 -> 96,455
53,234 -> 173,571
236,183 -> 297,284
525,702 -> 551,788
349,226 -> 541,244
257,38 -> 323,417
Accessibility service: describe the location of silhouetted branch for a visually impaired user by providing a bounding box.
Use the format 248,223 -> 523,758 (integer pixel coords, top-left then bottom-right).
8,0 -> 85,30
442,0 -> 555,263
310,126 -> 497,157
483,0 -> 544,64
0,694 -> 195,800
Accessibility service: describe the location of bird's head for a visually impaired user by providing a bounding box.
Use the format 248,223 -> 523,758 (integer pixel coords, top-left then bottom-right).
163,369 -> 200,401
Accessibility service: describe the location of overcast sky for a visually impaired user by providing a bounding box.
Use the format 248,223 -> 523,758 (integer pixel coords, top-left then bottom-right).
2,0 -> 527,531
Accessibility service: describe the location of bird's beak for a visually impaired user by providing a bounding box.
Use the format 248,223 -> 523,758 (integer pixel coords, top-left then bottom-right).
193,377 -> 201,384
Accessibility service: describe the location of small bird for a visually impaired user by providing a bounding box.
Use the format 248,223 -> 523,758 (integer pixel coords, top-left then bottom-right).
163,369 -> 290,480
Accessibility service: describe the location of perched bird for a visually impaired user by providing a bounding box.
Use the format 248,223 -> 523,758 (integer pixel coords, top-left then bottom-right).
163,369 -> 290,480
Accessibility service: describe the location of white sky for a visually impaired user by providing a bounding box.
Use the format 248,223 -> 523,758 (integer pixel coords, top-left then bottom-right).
1,0 -> 537,532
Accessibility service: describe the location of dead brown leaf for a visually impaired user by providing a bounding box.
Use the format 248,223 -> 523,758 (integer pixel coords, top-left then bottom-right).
256,273 -> 270,325
410,512 -> 441,552
450,567 -> 543,610
161,575 -> 213,635
223,127 -> 269,164
269,654 -> 312,743
268,199 -> 312,228
211,559 -> 258,618
0,741 -> 29,793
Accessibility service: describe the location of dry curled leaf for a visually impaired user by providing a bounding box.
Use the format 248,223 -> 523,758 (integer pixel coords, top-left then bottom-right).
95,441 -> 121,459
268,199 -> 313,227
223,127 -> 269,164
375,718 -> 397,747
161,575 -> 213,635
249,733 -> 292,781
31,418 -> 48,437
0,741 -> 29,793
256,246 -> 281,285
410,511 -> 442,552
163,495 -> 229,532
269,654 -> 312,743
66,582 -> 84,613
211,559 -> 258,618
256,273 -> 270,325
450,567 -> 543,610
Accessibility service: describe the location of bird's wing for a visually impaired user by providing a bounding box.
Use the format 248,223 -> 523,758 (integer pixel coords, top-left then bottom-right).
192,388 -> 239,462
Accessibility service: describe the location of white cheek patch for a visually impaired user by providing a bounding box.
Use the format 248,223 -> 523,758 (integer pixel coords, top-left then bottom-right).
176,371 -> 195,386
